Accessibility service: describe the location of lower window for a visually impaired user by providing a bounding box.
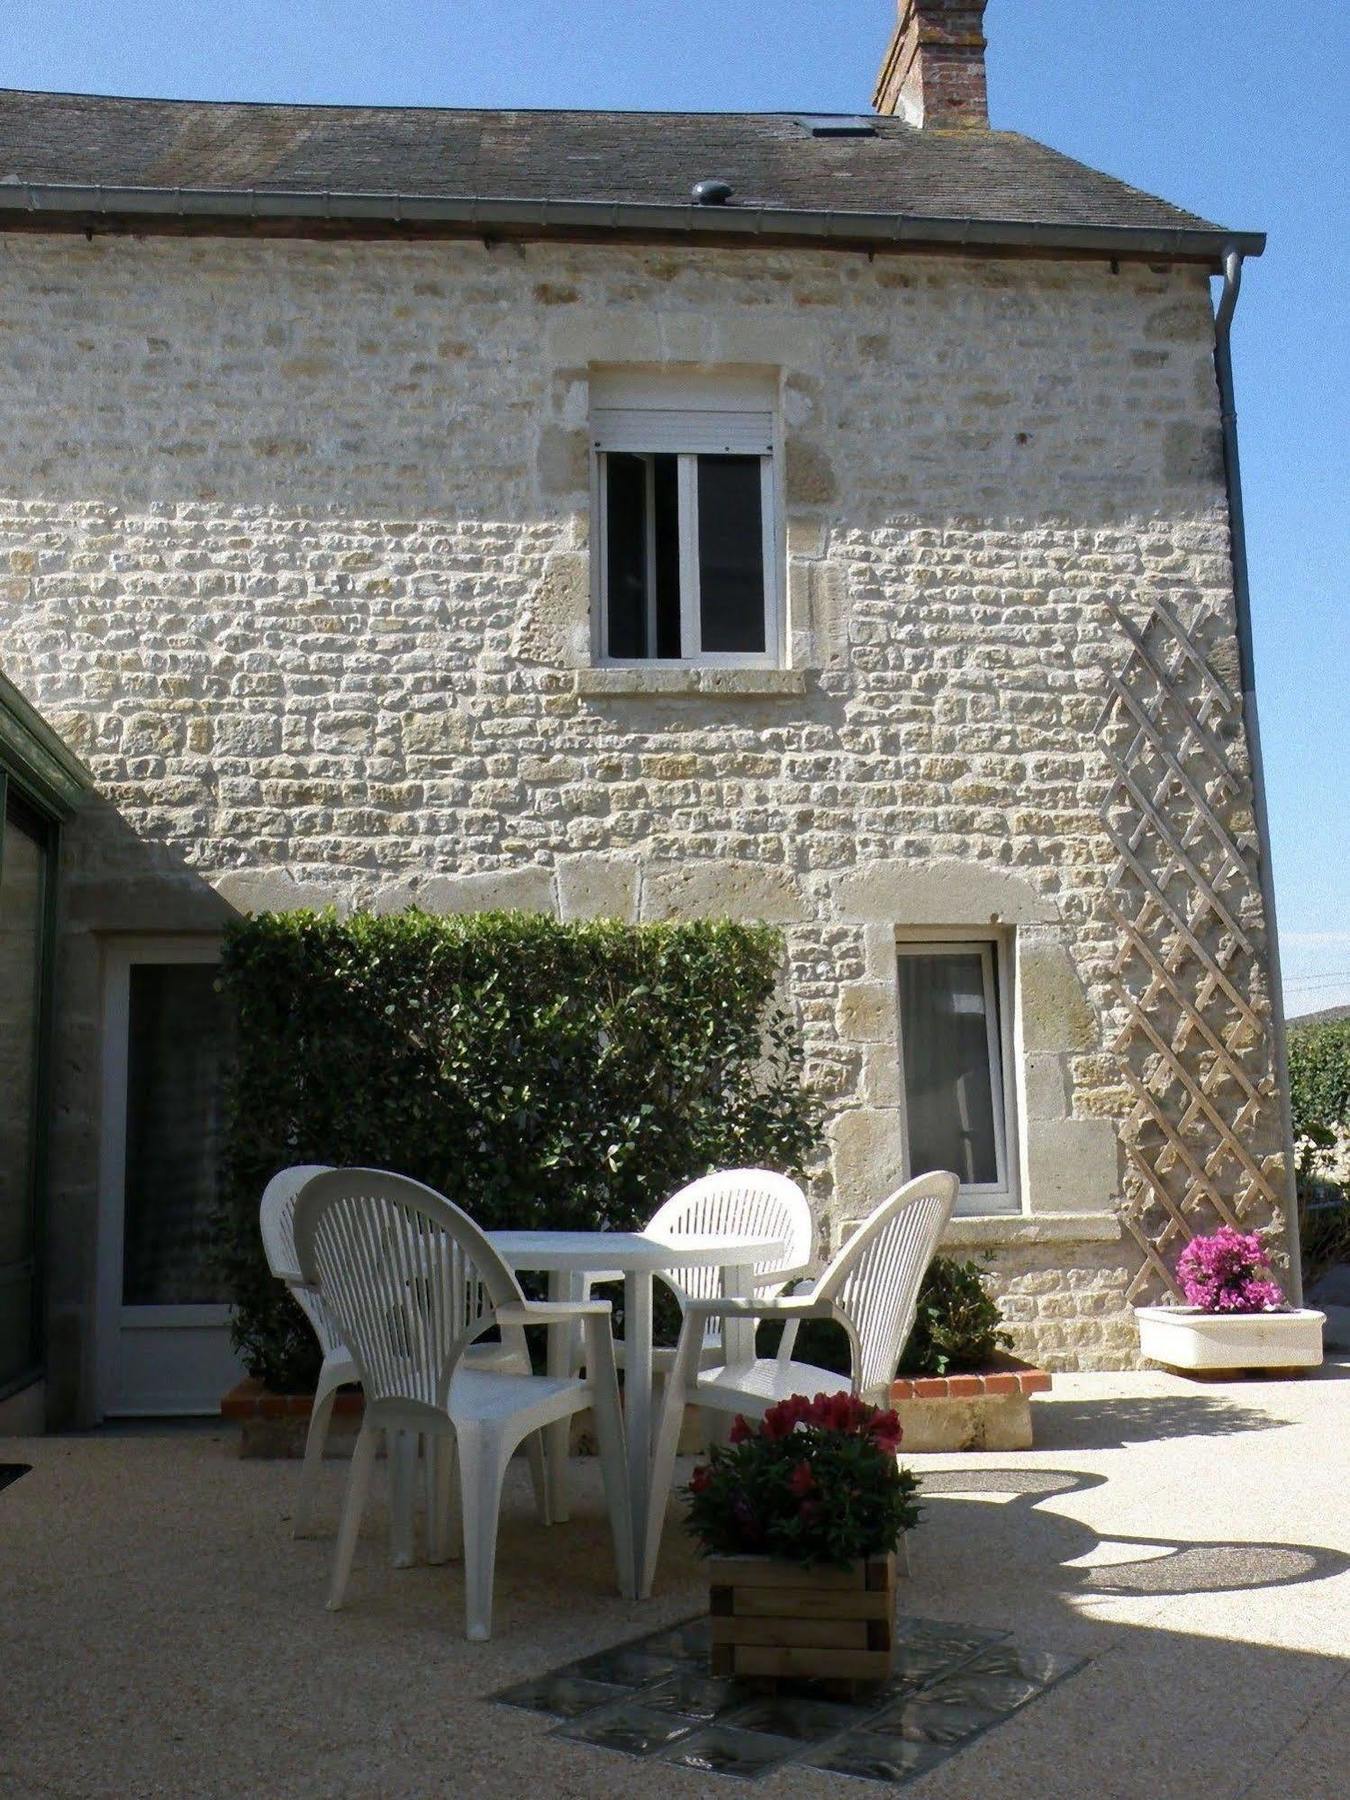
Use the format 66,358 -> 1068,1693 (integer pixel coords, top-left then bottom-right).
896,939 -> 1016,1212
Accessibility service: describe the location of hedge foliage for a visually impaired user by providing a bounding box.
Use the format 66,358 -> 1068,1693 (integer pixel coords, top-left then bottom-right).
1288,1016 -> 1350,1181
1288,1016 -> 1350,1283
213,908 -> 819,1391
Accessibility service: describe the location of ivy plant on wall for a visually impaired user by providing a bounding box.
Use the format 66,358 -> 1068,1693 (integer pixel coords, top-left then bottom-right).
212,908 -> 819,1392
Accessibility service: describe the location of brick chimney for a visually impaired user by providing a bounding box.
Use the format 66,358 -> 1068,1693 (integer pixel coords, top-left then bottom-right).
873,1 -> 989,130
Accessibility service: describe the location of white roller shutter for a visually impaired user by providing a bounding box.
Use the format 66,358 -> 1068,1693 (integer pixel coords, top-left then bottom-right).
590,407 -> 773,456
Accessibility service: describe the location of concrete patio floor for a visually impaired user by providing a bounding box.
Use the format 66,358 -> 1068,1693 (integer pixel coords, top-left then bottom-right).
2,1361 -> 1348,1800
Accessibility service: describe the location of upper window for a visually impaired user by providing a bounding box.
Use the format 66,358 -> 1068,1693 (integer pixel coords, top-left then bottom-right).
591,371 -> 780,666
896,938 -> 1018,1214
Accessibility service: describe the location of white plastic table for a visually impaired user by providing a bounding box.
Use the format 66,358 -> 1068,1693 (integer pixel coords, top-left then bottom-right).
489,1228 -> 788,1598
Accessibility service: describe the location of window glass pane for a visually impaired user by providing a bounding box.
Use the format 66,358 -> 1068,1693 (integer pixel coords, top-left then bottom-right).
605,452 -> 649,658
605,453 -> 681,658
652,454 -> 681,658
897,950 -> 1000,1187
697,454 -> 766,653
122,964 -> 234,1305
0,810 -> 44,1275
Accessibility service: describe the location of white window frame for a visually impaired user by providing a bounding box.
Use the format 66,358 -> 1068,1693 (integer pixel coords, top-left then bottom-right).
589,371 -> 784,669
895,930 -> 1020,1217
95,936 -> 237,1417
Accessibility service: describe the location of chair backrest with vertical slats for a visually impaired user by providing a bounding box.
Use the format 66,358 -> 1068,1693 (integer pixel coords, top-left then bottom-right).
815,1171 -> 958,1401
646,1169 -> 814,1309
292,1169 -> 526,1409
259,1164 -> 346,1357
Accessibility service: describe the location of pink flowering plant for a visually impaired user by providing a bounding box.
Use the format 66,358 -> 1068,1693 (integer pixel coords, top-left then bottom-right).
1175,1227 -> 1285,1314
682,1392 -> 919,1568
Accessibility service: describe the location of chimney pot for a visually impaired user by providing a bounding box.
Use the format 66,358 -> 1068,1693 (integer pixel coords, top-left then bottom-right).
873,0 -> 989,131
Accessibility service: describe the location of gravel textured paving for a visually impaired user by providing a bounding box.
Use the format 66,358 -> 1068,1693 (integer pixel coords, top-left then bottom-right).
2,1361 -> 1347,1799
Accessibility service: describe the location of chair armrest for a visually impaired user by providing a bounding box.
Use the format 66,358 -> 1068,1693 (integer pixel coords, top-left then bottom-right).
750,1262 -> 815,1290
682,1294 -> 833,1323
495,1300 -> 614,1326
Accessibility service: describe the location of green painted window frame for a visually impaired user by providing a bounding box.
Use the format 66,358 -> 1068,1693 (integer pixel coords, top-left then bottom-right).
0,674 -> 89,1402
0,777 -> 60,1398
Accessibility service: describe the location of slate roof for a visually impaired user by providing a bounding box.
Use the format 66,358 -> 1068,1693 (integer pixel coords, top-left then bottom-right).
0,89 -> 1260,257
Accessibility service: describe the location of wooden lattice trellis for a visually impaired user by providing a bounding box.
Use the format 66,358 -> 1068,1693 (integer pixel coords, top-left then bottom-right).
1098,593 -> 1286,1302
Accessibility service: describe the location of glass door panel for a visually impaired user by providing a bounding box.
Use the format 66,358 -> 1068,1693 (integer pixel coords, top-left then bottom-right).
122,963 -> 233,1306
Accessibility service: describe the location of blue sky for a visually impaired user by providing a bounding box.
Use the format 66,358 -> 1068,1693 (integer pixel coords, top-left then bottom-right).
9,1 -> 1347,1016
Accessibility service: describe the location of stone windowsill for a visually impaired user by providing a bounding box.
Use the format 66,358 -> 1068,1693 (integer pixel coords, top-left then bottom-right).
941,1212 -> 1123,1250
841,1211 -> 1122,1252
574,667 -> 807,698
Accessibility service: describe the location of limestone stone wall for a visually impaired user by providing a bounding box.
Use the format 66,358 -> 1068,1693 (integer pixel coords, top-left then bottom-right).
0,231 -> 1284,1414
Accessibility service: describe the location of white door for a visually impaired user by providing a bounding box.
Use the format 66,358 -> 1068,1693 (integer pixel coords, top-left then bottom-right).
97,938 -> 245,1415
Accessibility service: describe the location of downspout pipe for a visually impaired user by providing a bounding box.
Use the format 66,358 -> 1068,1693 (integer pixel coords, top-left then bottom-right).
1214,243 -> 1302,1303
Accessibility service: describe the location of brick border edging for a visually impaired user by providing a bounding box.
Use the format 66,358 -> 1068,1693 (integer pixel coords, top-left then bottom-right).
222,1358 -> 1052,1423
889,1355 -> 1051,1403
220,1377 -> 364,1422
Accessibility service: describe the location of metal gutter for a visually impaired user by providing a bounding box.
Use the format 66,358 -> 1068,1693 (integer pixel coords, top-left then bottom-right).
0,181 -> 1266,263
1213,243 -> 1301,1303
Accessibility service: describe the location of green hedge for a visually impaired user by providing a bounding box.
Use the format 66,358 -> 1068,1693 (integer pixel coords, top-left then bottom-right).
213,909 -> 819,1391
1289,1016 -> 1350,1182
1288,1016 -> 1350,1283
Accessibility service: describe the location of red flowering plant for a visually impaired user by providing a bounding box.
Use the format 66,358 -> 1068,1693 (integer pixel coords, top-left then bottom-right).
683,1392 -> 920,1568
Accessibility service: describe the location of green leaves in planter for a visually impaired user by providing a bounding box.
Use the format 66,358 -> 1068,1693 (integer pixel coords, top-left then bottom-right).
755,1253 -> 1012,1382
211,908 -> 819,1393
896,1253 -> 1012,1378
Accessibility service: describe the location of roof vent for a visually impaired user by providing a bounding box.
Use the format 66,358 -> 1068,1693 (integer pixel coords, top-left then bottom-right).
691,179 -> 734,206
796,115 -> 878,138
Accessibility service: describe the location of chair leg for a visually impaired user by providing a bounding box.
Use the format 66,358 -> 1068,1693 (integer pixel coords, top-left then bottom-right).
698,1408 -> 734,1450
456,1427 -> 508,1642
389,1429 -> 418,1569
425,1434 -> 459,1565
293,1383 -> 338,1539
525,1431 -> 552,1527
640,1320 -> 704,1599
327,1421 -> 377,1610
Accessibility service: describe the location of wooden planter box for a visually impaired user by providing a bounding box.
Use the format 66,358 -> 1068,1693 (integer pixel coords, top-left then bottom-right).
708,1553 -> 896,1687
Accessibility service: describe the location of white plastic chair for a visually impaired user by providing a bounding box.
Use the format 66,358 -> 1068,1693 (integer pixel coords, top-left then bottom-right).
292,1169 -> 633,1640
259,1166 -> 354,1539
576,1169 -> 815,1373
260,1165 -> 550,1547
641,1169 -> 816,1369
641,1170 -> 958,1594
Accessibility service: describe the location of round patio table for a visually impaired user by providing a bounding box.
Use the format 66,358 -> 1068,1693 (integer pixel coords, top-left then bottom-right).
489,1228 -> 788,1599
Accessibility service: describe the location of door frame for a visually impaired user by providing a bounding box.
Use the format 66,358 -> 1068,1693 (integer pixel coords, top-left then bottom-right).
95,933 -> 227,1419
0,776 -> 61,1402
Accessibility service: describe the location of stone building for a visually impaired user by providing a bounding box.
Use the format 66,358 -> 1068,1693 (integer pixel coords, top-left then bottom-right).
0,1 -> 1295,1429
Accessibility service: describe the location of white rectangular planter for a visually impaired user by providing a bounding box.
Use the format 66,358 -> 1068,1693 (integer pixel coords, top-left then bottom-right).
1136,1305 -> 1325,1372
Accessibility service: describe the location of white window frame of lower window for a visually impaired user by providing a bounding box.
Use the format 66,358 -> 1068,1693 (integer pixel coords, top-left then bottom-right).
894,930 -> 1020,1218
593,448 -> 781,668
